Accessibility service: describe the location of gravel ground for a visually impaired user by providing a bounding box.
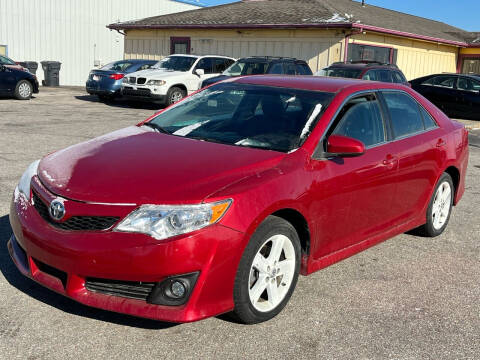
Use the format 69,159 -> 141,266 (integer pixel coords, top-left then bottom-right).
0,88 -> 479,360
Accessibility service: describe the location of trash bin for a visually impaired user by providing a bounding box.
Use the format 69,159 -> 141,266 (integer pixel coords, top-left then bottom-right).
18,61 -> 38,75
41,61 -> 61,86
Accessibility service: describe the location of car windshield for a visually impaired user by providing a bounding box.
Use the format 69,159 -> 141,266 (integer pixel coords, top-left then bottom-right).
147,83 -> 334,152
223,61 -> 269,76
0,55 -> 16,65
100,61 -> 135,71
320,67 -> 363,79
151,56 -> 197,72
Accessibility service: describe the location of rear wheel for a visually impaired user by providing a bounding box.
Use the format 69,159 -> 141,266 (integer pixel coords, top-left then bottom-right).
15,80 -> 32,100
166,86 -> 186,106
418,173 -> 454,237
232,216 -> 301,324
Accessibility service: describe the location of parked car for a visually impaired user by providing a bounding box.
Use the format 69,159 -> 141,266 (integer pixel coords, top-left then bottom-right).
410,73 -> 480,120
200,56 -> 313,88
317,61 -> 409,85
122,54 -> 236,105
0,64 -> 39,100
9,76 -> 468,324
0,54 -> 27,71
86,59 -> 157,100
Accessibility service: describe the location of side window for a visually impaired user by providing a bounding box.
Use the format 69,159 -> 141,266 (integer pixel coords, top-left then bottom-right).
268,63 -> 284,74
392,71 -> 406,83
418,105 -> 438,130
331,95 -> 385,147
213,58 -> 231,73
296,63 -> 312,75
432,76 -> 455,88
383,92 -> 425,138
377,70 -> 393,83
362,70 -> 377,81
457,77 -> 480,92
195,58 -> 214,74
284,63 -> 296,75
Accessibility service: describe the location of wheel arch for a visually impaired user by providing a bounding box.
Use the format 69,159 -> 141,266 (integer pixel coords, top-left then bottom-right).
444,165 -> 460,204
169,83 -> 187,93
270,208 -> 311,257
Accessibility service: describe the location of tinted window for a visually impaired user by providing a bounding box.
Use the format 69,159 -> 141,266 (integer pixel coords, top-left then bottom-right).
195,58 -> 215,74
138,64 -> 153,71
149,83 -> 334,152
0,55 -> 16,65
457,77 -> 480,91
223,61 -> 268,76
362,70 -> 377,81
383,92 -> 425,138
432,76 -> 455,88
284,63 -> 296,75
419,105 -> 438,130
323,67 -> 363,79
332,95 -> 385,147
376,70 -> 392,83
392,71 -> 407,83
100,61 -> 135,71
296,63 -> 312,75
268,63 -> 284,74
214,58 -> 233,73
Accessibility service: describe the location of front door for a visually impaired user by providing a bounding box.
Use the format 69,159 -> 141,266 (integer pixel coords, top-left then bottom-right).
0,66 -> 17,93
310,93 -> 399,259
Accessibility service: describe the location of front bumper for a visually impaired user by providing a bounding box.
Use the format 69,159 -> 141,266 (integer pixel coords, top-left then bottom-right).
121,86 -> 167,103
9,186 -> 245,323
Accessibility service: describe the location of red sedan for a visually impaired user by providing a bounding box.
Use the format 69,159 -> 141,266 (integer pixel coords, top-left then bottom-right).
9,76 -> 468,324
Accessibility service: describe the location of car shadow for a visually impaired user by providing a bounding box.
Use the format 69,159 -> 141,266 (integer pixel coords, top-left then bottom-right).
75,94 -> 164,111
0,214 -> 177,329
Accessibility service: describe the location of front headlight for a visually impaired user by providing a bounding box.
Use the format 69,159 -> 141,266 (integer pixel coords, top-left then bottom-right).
115,199 -> 232,240
17,160 -> 40,200
147,80 -> 166,86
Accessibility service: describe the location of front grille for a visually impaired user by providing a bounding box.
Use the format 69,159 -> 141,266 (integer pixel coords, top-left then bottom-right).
32,191 -> 119,231
122,88 -> 151,97
137,77 -> 146,85
85,278 -> 156,301
128,76 -> 136,84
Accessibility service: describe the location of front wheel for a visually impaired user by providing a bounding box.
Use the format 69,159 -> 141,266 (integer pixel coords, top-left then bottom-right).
15,80 -> 33,100
232,216 -> 301,324
166,86 -> 186,106
419,172 -> 454,237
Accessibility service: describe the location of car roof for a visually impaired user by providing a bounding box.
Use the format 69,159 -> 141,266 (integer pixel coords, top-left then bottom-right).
169,54 -> 234,59
230,75 -> 408,93
238,56 -> 303,62
429,73 -> 480,80
326,62 -> 399,70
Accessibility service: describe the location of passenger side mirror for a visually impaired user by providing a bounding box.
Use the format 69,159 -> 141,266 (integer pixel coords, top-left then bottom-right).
326,135 -> 365,157
194,68 -> 205,76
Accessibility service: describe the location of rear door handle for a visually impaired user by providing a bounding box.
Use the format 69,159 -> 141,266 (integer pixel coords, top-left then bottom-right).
436,138 -> 446,147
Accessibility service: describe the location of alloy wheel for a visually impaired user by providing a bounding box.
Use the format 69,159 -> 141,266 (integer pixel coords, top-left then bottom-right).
19,82 -> 32,98
432,181 -> 452,230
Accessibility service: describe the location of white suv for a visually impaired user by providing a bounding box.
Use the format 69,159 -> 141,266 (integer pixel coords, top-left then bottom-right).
121,55 -> 235,105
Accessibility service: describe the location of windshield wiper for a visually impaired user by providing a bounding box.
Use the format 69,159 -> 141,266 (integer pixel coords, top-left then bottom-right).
143,122 -> 171,134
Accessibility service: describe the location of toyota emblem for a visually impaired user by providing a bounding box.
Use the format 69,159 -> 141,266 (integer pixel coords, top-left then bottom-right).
49,199 -> 65,221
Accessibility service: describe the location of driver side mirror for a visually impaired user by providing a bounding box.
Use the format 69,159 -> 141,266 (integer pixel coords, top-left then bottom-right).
326,135 -> 365,157
194,68 -> 205,76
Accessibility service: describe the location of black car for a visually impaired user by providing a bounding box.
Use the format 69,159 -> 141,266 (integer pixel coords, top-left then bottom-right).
0,64 -> 39,100
318,62 -> 409,86
200,56 -> 312,88
410,73 -> 480,120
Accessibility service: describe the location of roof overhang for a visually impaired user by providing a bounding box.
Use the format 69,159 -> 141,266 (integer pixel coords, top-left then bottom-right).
107,22 -> 469,47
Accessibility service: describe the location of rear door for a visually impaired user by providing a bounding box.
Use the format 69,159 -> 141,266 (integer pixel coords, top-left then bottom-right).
311,93 -> 399,259
380,90 -> 445,224
456,76 -> 480,120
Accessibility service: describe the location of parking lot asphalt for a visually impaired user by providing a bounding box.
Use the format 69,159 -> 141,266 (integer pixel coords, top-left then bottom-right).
0,87 -> 479,360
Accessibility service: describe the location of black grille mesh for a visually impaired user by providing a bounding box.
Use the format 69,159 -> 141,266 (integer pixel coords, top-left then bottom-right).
137,77 -> 146,85
32,191 -> 119,231
123,87 -> 151,97
85,278 -> 156,301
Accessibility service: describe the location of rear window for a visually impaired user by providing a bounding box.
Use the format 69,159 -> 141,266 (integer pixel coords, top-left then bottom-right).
100,61 -> 135,72
323,67 -> 363,79
296,63 -> 312,75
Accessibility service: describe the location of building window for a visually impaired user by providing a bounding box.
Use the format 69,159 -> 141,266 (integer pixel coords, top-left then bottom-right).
348,43 -> 397,65
0,45 -> 7,56
170,37 -> 191,55
461,58 -> 480,74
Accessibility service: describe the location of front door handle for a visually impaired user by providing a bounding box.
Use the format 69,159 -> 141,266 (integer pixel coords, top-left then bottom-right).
382,154 -> 397,168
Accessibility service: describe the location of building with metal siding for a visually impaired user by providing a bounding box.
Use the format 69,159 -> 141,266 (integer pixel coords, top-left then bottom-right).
109,0 -> 480,80
0,0 -> 198,86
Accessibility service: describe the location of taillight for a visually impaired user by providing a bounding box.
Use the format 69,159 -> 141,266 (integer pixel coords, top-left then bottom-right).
109,73 -> 124,80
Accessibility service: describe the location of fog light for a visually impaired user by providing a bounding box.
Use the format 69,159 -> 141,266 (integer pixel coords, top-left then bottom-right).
171,281 -> 186,298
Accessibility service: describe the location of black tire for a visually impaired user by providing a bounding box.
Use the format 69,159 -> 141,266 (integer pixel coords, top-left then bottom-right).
232,216 -> 301,324
14,80 -> 33,100
166,86 -> 186,106
417,172 -> 454,237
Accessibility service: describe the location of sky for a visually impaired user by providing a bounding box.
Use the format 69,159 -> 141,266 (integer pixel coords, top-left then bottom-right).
174,0 -> 480,31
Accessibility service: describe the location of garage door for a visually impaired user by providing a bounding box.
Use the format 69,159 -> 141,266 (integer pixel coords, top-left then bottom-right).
0,45 -> 6,56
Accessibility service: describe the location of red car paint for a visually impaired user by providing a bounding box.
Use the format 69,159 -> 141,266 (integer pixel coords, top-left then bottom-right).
9,76 -> 468,322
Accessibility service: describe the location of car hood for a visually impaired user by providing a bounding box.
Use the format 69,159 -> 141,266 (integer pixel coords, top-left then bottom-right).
127,68 -> 189,79
37,126 -> 285,204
